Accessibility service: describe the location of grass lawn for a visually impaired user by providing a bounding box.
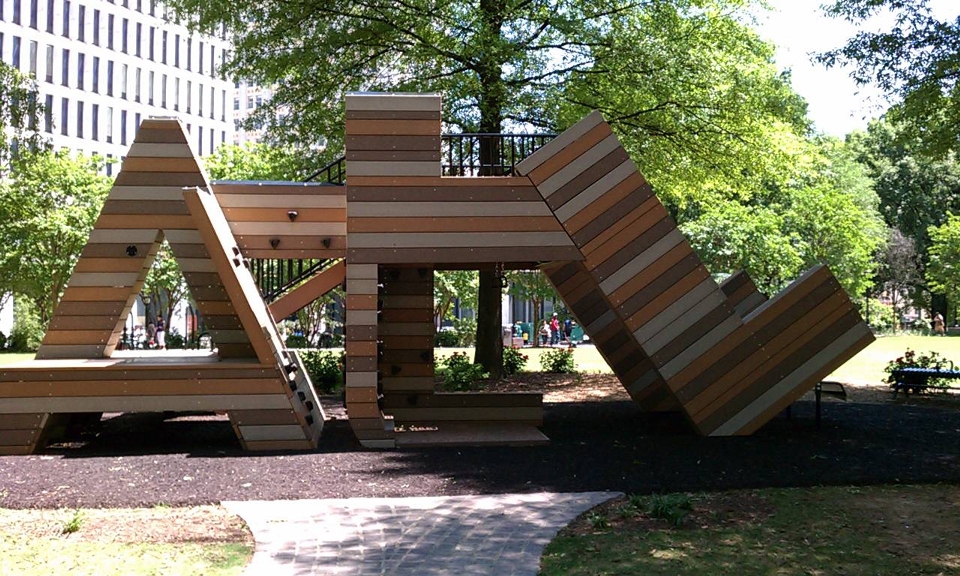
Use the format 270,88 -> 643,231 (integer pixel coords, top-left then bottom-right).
0,506 -> 253,576
540,484 -> 960,576
0,353 -> 33,366
438,334 -> 960,388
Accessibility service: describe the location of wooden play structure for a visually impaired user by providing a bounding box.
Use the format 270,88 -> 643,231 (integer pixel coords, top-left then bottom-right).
0,93 -> 873,454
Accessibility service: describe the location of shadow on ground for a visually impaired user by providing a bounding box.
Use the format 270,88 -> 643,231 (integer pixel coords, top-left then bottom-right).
1,400 -> 958,507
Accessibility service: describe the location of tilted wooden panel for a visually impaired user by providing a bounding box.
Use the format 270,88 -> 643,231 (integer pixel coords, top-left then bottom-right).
521,112 -> 874,436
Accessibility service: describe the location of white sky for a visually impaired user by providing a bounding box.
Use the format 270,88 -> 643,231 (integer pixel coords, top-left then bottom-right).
754,0 -> 957,137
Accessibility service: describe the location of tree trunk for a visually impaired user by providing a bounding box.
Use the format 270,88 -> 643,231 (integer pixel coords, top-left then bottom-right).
471,0 -> 508,378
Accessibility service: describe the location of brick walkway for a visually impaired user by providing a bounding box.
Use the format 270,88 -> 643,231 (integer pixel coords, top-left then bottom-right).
224,491 -> 619,575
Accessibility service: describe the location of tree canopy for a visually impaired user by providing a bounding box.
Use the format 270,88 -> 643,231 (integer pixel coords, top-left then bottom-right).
821,0 -> 960,155
0,62 -> 47,175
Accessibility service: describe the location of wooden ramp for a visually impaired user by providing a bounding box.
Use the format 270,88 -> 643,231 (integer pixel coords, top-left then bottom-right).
0,119 -> 323,454
515,113 -> 874,436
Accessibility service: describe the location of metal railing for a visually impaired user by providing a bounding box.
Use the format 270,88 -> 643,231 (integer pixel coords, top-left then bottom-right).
441,133 -> 555,176
304,156 -> 346,185
253,258 -> 329,303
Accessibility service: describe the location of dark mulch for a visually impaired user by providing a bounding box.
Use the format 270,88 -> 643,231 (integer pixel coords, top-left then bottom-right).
1,400 -> 959,508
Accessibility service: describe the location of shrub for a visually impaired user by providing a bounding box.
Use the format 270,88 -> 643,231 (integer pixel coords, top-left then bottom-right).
299,349 -> 344,393
0,331 -> 6,350
8,298 -> 44,352
540,347 -> 576,373
503,346 -> 528,375
452,317 -> 477,346
863,299 -> 896,333
285,334 -> 310,349
438,351 -> 488,391
884,348 -> 955,393
645,493 -> 692,527
434,329 -> 459,347
164,328 -> 185,350
587,511 -> 609,530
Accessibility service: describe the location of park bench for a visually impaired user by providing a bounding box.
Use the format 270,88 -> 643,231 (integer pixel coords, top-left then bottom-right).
891,367 -> 960,398
784,381 -> 847,427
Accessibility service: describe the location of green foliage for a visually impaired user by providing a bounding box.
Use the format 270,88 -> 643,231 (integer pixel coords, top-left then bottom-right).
203,142 -> 312,181
164,328 -> 186,350
0,150 -> 111,324
299,350 -> 345,394
61,510 -> 83,535
434,329 -> 459,347
502,346 -> 528,375
587,512 -> 610,530
434,271 -> 478,329
451,317 -> 476,347
883,348 -> 955,392
645,493 -> 693,527
821,0 -> 960,156
927,213 -> 960,314
507,270 -> 558,343
438,352 -> 488,391
141,242 -> 189,336
285,334 -> 310,349
540,347 -> 576,374
614,503 -> 639,519
0,62 -> 48,176
7,297 -> 44,352
863,300 -> 896,333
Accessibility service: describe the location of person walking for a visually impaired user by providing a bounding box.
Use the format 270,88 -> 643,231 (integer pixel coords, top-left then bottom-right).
549,313 -> 560,346
155,315 -> 166,349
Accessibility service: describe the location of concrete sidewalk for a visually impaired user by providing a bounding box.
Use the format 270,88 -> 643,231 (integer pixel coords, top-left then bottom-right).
224,491 -> 619,575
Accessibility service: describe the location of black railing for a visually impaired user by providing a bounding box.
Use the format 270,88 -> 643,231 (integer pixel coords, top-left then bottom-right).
254,258 -> 328,303
304,156 -> 346,185
441,133 -> 555,177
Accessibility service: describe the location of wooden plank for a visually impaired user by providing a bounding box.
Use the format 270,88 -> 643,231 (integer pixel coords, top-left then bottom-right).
217,194 -> 346,208
268,261 -> 346,320
0,413 -> 46,429
238,424 -> 307,442
579,194 -> 659,255
381,392 -> 541,409
563,173 -> 646,234
349,161 -> 438,177
387,406 -> 542,423
228,409 -> 299,426
345,93 -> 442,112
346,109 -> 442,120
346,135 -> 442,152
223,207 -> 346,222
243,439 -> 315,451
120,157 -> 202,173
348,246 -> 582,264
538,134 -> 621,197
349,201 -> 553,218
126,142 -> 197,158
229,222 -> 346,236
348,216 -> 563,233
528,121 -> 614,185
0,429 -> 41,445
345,119 -> 440,136
548,148 -> 632,212
347,176 -> 531,188
395,423 -> 549,448
0,378 -> 284,397
0,394 -> 294,413
515,111 -> 603,175
347,186 -> 543,203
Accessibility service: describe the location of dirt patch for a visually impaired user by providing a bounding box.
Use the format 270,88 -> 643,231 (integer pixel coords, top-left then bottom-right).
561,490 -> 776,537
0,506 -> 252,545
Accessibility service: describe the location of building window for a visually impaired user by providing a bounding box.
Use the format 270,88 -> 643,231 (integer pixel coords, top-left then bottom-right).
76,101 -> 84,137
107,14 -> 114,49
106,154 -> 112,177
61,98 -> 68,135
148,27 -> 154,61
29,0 -> 37,28
45,44 -> 53,83
185,80 -> 191,113
135,23 -> 141,56
77,5 -> 85,41
134,67 -> 140,102
209,127 -> 213,154
221,90 -> 226,121
174,33 -> 179,67
161,31 -> 167,64
62,0 -> 69,38
76,52 -> 84,89
121,18 -> 128,53
134,112 -> 140,138
106,60 -> 113,95
13,0 -> 21,24
149,0 -> 154,16
60,48 -> 69,86
120,110 -> 127,144
44,95 -> 53,133
198,129 -> 202,153
187,38 -> 192,71
209,86 -> 214,119
92,9 -> 99,45
161,74 -> 166,108
92,56 -> 99,92
198,82 -> 203,116
148,70 -> 154,105
120,63 -> 127,99
233,97 -> 239,111
92,103 -> 98,140
28,40 -> 37,75
106,106 -> 113,143
221,130 -> 226,145
46,0 -> 54,32
173,77 -> 180,111
11,36 -> 20,70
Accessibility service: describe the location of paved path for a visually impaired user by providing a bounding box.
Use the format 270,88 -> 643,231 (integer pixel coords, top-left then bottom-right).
224,491 -> 619,575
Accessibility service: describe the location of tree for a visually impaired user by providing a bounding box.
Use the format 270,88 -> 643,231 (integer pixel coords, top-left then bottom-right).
140,242 -> 190,340
433,271 -> 478,329
874,228 -> 922,331
927,214 -> 960,319
203,142 -> 311,181
821,0 -> 960,155
0,63 -> 47,175
168,0 -> 811,376
506,270 -> 557,347
0,150 -> 111,326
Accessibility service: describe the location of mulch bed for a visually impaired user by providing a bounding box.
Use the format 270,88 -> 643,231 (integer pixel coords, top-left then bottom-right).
2,375 -> 960,509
